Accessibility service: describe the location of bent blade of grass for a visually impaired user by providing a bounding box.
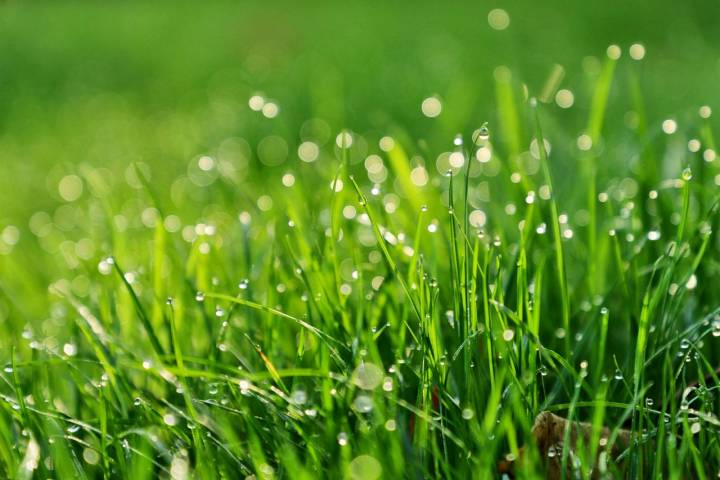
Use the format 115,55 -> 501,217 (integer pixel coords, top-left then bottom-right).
111,259 -> 166,358
205,292 -> 347,365
532,101 -> 571,356
584,53 -> 618,295
348,175 -> 421,344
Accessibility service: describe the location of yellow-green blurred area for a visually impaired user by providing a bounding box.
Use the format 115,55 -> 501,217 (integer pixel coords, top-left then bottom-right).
0,0 -> 719,318
1,0 -> 719,216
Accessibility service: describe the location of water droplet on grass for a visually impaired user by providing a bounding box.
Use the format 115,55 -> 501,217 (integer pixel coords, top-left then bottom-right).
474,124 -> 490,144
352,363 -> 384,390
547,445 -> 557,458
83,448 -> 100,465
163,413 -> 177,426
353,394 -> 374,413
382,377 -> 393,391
682,167 -> 693,181
712,318 -> 720,337
291,390 -> 308,405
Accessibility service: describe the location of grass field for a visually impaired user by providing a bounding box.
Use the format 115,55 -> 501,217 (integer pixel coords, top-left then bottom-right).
2,1 -> 720,478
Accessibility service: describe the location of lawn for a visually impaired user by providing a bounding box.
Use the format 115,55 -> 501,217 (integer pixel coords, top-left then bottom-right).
1,1 -> 720,478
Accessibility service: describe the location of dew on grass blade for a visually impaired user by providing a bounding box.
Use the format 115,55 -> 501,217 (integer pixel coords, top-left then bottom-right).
63,343 -> 77,356
445,310 -> 455,327
353,394 -> 374,413
290,389 -> 307,405
469,210 -> 487,228
691,422 -> 702,434
682,166 -> 693,181
352,363 -> 384,390
712,317 -> 720,337
473,124 -> 490,145
170,452 -> 190,480
382,377 -> 393,391
336,131 -> 353,149
82,448 -> 100,465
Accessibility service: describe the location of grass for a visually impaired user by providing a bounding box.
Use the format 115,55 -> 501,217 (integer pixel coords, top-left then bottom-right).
2,1 -> 720,478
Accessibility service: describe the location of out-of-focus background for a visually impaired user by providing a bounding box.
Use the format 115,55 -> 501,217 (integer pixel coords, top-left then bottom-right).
2,0 -> 719,218
1,0 -> 719,341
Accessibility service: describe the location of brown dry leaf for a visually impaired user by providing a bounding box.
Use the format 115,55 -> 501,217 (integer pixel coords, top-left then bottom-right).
499,411 -> 631,478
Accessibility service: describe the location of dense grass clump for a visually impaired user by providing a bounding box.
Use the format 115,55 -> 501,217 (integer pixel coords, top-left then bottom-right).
2,2 -> 720,479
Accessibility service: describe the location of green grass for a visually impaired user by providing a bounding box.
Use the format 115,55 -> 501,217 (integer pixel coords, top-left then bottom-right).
2,1 -> 720,478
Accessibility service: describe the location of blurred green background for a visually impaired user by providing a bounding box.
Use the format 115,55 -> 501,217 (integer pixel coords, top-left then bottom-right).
2,0 -> 719,216
1,0 -> 719,325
